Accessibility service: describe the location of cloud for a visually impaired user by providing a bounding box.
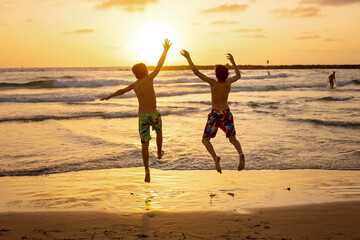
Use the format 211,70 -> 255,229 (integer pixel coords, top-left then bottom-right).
0,0 -> 13,8
300,0 -> 360,6
211,20 -> 239,25
273,6 -> 321,17
22,19 -> 34,23
63,29 -> 94,34
202,4 -> 248,13
208,32 -> 221,35
96,0 -> 158,11
295,35 -> 320,40
252,34 -> 267,38
323,38 -> 345,41
241,34 -> 267,38
301,31 -> 315,34
231,28 -> 263,33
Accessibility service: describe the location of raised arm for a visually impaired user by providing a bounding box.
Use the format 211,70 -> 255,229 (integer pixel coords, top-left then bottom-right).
147,39 -> 172,80
100,83 -> 134,101
226,53 -> 241,84
180,49 -> 215,85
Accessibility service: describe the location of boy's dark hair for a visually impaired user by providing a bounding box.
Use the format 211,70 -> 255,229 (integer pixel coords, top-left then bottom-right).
215,65 -> 229,82
132,63 -> 148,79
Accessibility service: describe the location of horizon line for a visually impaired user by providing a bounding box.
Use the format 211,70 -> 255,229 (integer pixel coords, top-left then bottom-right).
1,64 -> 360,70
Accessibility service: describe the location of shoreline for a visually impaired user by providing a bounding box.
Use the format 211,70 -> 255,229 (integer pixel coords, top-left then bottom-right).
0,167 -> 360,240
1,168 -> 359,239
0,201 -> 359,239
1,168 -> 360,178
1,168 -> 359,212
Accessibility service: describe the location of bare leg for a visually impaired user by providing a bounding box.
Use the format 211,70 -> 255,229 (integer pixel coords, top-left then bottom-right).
142,141 -> 150,182
202,137 -> 221,174
229,136 -> 245,171
156,131 -> 164,159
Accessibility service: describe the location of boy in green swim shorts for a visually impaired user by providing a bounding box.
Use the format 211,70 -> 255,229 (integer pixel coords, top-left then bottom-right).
101,39 -> 172,183
180,50 -> 245,173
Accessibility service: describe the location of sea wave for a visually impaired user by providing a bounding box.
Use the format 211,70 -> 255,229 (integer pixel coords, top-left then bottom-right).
0,96 -> 97,102
1,158 -> 359,177
0,111 -> 174,123
0,78 -> 357,103
53,79 -> 131,88
0,112 -> 134,122
0,156 -> 142,177
351,79 -> 360,85
233,83 -> 324,92
241,73 -> 290,80
0,74 -> 291,89
289,118 -> 360,128
0,79 -> 131,89
247,101 -> 280,108
2,73 -> 356,91
305,96 -> 354,102
0,80 -> 56,88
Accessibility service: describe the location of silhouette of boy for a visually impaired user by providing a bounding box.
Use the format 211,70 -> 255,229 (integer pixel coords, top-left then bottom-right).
180,50 -> 245,173
328,72 -> 336,88
101,39 -> 172,182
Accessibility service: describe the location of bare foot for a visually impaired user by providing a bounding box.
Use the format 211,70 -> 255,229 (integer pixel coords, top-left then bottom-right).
157,150 -> 164,160
145,170 -> 150,183
238,154 -> 245,171
214,156 -> 222,174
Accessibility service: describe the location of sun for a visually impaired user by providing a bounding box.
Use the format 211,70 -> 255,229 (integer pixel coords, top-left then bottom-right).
130,21 -> 178,65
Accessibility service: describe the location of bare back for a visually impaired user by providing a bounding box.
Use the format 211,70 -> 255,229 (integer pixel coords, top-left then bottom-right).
210,81 -> 231,110
133,78 -> 157,114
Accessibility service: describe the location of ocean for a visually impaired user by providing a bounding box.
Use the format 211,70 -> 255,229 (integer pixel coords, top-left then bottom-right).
0,67 -> 359,176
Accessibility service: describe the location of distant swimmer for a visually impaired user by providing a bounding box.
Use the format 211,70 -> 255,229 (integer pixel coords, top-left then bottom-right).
328,72 -> 336,88
101,39 -> 172,183
180,50 -> 245,173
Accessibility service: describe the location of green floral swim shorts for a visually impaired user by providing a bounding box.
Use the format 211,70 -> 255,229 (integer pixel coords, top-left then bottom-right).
138,110 -> 162,143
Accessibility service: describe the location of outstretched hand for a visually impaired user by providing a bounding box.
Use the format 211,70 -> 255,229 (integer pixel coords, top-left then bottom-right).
227,53 -> 234,62
163,38 -> 172,51
180,49 -> 190,59
100,97 -> 108,101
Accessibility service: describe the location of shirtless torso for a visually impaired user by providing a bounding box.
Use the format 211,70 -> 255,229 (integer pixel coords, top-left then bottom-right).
210,81 -> 231,110
133,78 -> 157,114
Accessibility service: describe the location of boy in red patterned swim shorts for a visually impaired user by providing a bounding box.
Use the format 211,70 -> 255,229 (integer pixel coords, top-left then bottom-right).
180,50 -> 245,173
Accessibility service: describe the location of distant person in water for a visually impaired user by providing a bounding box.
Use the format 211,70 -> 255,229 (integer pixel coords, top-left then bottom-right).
180,50 -> 245,173
101,39 -> 172,183
328,72 -> 336,88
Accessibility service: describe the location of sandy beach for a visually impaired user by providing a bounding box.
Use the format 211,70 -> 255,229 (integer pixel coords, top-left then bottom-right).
1,201 -> 360,240
1,168 -> 360,239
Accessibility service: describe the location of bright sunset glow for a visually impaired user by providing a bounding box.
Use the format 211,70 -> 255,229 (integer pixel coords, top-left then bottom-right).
130,21 -> 179,65
0,0 -> 359,67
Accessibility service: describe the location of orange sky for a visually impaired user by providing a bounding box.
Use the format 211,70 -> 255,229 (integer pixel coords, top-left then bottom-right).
0,0 -> 360,67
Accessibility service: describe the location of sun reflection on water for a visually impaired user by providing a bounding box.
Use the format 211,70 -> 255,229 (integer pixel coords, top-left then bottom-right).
143,191 -> 160,211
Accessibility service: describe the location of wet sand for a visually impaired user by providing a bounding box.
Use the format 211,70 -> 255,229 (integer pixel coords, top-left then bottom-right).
0,201 -> 360,239
0,168 -> 360,239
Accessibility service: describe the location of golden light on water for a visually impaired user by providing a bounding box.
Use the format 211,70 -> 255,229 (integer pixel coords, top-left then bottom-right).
2,168 -> 359,212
